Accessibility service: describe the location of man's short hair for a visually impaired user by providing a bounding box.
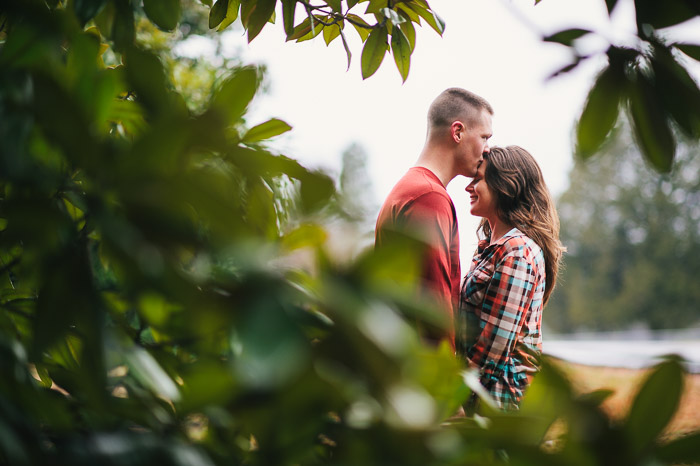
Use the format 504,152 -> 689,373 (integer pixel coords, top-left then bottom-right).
427,88 -> 493,129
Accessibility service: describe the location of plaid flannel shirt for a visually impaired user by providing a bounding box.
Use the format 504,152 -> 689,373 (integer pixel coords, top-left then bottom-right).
457,228 -> 545,410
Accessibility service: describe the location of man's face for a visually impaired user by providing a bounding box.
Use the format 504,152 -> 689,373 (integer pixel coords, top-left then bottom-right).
457,109 -> 492,177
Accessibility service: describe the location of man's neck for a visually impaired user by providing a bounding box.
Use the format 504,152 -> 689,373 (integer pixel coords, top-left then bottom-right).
414,146 -> 455,187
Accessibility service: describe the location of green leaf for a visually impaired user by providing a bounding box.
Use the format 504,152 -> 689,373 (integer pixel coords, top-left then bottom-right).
108,98 -> 147,135
543,28 -> 592,46
34,364 -> 53,389
247,0 -> 277,42
74,0 -> 108,26
396,4 -> 421,24
94,1 -> 115,37
408,3 -> 444,35
348,14 -> 371,41
361,26 -> 388,79
340,29 -> 352,70
282,0 -> 296,36
293,16 -> 324,42
576,64 -> 624,159
179,361 -> 237,411
399,18 -> 416,51
33,244 -> 97,360
209,0 -> 229,28
112,0 -> 135,52
242,118 -> 292,143
211,66 -> 261,125
676,43 -> 700,61
286,16 -> 314,41
232,298 -> 309,388
391,27 -> 410,82
31,73 -> 101,164
323,22 -> 342,46
656,432 -> 700,464
365,0 -> 387,14
0,24 -> 53,69
298,170 -> 336,213
143,0 -> 182,31
546,59 -> 582,80
246,178 -> 278,238
126,346 -> 180,401
281,223 -> 328,251
577,388 -> 614,407
628,71 -> 676,172
217,0 -> 241,31
651,43 -> 700,138
326,0 -> 342,12
624,357 -> 684,454
123,47 -> 171,114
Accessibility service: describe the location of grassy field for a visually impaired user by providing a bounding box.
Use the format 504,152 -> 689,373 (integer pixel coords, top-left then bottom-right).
555,360 -> 700,439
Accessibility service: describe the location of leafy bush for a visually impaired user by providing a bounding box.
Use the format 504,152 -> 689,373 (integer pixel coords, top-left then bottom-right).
0,1 -> 699,465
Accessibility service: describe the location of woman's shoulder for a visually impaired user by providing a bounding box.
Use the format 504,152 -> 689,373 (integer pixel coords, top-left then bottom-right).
493,229 -> 543,260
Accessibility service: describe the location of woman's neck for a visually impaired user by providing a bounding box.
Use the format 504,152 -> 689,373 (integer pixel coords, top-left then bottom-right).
489,219 -> 514,245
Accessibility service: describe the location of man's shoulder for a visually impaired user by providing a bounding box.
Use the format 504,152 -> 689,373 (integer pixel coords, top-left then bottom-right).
390,167 -> 449,200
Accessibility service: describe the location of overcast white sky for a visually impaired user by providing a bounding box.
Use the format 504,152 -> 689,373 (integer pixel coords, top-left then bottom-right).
180,0 -> 700,264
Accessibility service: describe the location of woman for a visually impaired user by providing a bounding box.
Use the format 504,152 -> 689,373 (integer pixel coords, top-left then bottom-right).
457,146 -> 564,411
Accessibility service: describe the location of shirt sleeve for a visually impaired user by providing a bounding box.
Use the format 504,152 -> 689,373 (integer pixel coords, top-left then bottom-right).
466,246 -> 537,389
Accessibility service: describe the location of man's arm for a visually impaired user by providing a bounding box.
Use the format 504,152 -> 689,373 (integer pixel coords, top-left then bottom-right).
401,191 -> 457,343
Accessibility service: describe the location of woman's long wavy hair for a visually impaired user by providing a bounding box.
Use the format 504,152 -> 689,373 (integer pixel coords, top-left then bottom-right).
478,146 -> 565,305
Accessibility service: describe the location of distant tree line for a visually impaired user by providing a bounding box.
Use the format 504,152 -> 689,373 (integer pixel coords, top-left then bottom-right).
549,122 -> 700,332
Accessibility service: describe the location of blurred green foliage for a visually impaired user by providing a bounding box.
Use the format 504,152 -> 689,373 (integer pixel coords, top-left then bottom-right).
0,0 -> 699,465
546,0 -> 700,173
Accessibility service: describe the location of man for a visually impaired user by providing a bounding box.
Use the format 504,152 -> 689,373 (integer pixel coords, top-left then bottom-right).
375,88 -> 493,350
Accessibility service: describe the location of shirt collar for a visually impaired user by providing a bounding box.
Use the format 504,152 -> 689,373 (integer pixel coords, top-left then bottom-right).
476,227 -> 523,254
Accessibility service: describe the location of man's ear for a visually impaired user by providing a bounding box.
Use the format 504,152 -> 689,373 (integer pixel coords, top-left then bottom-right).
451,121 -> 464,143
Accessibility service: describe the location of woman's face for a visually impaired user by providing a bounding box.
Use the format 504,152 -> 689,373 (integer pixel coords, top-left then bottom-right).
465,162 -> 498,223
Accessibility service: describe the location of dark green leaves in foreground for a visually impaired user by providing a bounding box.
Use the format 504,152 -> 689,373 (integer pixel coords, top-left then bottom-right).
628,70 -> 675,172
573,40 -> 700,171
143,0 -> 182,31
561,0 -> 700,172
211,66 -> 261,125
543,28 -> 591,46
576,60 -> 625,159
625,356 -> 684,458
